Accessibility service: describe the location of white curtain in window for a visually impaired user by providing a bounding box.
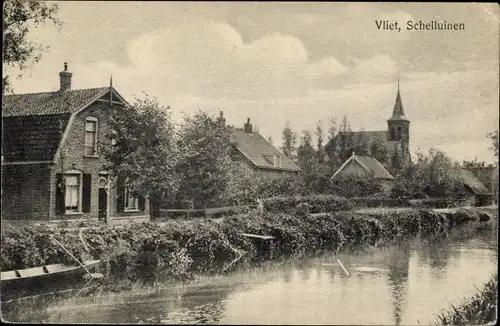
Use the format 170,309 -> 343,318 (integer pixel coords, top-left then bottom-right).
65,175 -> 80,210
125,186 -> 138,210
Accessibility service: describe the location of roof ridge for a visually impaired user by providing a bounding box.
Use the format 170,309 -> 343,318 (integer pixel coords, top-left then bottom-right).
4,86 -> 109,97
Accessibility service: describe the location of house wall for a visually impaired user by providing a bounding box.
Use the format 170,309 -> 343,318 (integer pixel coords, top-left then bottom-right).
51,101 -> 149,223
237,153 -> 298,180
1,164 -> 52,221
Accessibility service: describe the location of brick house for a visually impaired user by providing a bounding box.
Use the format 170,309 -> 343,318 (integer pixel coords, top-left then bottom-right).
2,63 -> 150,226
216,111 -> 301,180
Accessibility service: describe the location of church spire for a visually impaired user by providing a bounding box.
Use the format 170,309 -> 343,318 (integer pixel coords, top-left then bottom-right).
109,74 -> 113,106
388,73 -> 409,121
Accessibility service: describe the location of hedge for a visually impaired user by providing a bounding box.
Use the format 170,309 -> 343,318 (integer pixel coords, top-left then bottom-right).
263,195 -> 354,214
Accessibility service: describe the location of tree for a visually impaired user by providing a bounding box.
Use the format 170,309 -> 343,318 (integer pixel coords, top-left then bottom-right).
391,149 -> 466,199
370,137 -> 389,165
297,131 -> 316,175
390,147 -> 404,175
102,96 -> 180,213
487,130 -> 499,159
315,121 -> 326,164
462,158 -> 486,169
175,111 -> 238,209
3,1 -> 62,93
324,117 -> 338,164
334,116 -> 369,163
281,120 -> 297,162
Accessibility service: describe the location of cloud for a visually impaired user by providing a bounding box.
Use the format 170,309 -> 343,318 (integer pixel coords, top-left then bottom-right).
5,7 -> 498,164
303,57 -> 350,79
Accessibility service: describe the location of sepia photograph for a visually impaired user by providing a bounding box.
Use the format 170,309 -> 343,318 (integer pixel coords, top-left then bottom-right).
1,1 -> 499,324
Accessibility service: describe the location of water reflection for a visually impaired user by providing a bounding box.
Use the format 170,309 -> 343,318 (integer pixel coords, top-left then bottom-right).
3,226 -> 497,325
418,236 -> 461,281
386,242 -> 410,326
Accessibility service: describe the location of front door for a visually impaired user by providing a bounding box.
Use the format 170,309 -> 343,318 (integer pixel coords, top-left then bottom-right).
98,175 -> 108,221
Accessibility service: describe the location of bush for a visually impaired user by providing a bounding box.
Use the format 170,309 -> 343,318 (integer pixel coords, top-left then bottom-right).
350,196 -> 410,208
409,198 -> 464,209
0,208 -> 484,284
263,195 -> 353,214
326,174 -> 384,198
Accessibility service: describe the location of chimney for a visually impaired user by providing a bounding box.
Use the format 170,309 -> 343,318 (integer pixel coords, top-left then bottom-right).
217,111 -> 226,128
59,62 -> 72,92
244,117 -> 253,133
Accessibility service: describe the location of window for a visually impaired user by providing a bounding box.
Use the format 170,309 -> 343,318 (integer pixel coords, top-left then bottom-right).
273,155 -> 281,168
124,181 -> 138,211
85,117 -> 98,156
65,173 -> 82,213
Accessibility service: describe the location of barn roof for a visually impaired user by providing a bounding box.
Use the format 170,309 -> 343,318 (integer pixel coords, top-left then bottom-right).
331,153 -> 394,180
460,169 -> 491,196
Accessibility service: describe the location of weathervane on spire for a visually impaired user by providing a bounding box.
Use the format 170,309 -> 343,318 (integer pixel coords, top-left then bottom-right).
397,71 -> 400,90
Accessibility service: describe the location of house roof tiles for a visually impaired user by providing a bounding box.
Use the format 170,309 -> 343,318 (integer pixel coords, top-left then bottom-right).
3,87 -> 109,117
460,169 -> 491,196
332,153 -> 394,180
3,114 -> 70,161
227,127 -> 301,172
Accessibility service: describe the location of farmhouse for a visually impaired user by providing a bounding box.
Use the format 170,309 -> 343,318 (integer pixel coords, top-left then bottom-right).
460,169 -> 494,206
217,112 -> 301,180
331,152 -> 395,193
2,63 -> 150,225
326,80 -> 412,169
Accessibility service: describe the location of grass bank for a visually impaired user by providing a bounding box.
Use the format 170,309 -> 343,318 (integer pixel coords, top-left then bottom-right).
436,274 -> 497,325
0,208 -> 493,285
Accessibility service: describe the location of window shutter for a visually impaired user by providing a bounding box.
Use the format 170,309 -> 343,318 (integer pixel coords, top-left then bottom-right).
55,173 -> 65,215
82,174 -> 92,213
117,176 -> 125,212
138,195 -> 146,211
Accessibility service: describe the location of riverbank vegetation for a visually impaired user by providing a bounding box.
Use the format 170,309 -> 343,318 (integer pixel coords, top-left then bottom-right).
437,275 -> 497,325
0,208 -> 489,284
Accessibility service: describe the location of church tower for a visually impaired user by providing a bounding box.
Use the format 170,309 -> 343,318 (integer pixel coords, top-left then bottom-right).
387,77 -> 411,165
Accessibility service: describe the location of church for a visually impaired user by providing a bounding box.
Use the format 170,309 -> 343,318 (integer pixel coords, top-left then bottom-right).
326,80 -> 412,170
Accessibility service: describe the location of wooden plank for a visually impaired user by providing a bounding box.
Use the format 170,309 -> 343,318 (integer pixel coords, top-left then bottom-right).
241,233 -> 274,240
159,209 -> 204,213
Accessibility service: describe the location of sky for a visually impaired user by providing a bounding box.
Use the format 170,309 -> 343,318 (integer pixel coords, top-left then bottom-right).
4,2 -> 499,164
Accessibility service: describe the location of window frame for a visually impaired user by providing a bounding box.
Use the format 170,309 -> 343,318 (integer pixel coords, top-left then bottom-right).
84,116 -> 99,157
274,155 -> 281,168
64,169 -> 83,215
124,180 -> 139,212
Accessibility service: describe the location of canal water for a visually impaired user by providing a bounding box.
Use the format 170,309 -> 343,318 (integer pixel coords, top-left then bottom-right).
1,224 -> 497,325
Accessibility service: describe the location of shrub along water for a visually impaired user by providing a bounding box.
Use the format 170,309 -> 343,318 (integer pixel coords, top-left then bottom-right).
436,274 -> 497,325
0,208 -> 485,285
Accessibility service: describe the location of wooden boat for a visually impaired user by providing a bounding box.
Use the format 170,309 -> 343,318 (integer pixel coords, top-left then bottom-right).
1,260 -> 101,289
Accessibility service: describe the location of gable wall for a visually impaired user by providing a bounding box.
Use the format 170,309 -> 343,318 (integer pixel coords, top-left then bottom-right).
51,100 -> 149,221
339,160 -> 370,178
